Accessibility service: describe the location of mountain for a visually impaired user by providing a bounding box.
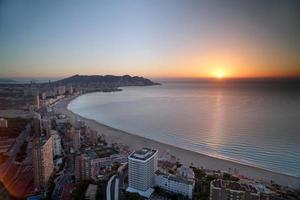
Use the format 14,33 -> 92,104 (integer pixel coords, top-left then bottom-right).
55,74 -> 160,87
0,78 -> 17,83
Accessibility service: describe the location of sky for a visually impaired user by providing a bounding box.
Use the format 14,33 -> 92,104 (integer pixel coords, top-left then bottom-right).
0,0 -> 300,79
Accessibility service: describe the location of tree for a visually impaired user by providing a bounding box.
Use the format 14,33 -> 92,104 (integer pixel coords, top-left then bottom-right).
222,172 -> 231,180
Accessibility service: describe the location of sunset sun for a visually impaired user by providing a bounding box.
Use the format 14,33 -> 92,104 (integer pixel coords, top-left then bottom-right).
214,69 -> 226,79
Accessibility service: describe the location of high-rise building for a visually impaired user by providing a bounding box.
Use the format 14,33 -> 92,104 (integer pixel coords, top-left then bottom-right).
127,148 -> 158,198
51,130 -> 62,157
41,118 -> 51,137
33,113 -> 41,138
87,129 -> 98,146
34,95 -> 40,109
57,86 -> 66,95
71,128 -> 81,152
32,136 -> 54,191
75,154 -> 91,182
0,118 -> 8,127
67,84 -> 73,94
210,179 -> 260,200
41,92 -> 46,100
155,171 -> 194,199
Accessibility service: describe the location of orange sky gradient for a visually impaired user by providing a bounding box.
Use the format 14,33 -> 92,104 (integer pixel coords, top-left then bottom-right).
1,1 -> 300,79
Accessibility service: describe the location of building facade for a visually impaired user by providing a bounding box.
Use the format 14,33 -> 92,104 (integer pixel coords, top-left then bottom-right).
86,129 -> 98,146
91,154 -> 128,178
210,179 -> 260,200
33,113 -> 41,138
127,148 -> 158,198
67,84 -> 73,94
57,86 -> 66,95
33,94 -> 40,109
32,136 -> 54,191
51,130 -> 62,157
75,152 -> 127,182
155,172 -> 194,199
0,118 -> 8,127
75,154 -> 91,182
70,128 -> 81,152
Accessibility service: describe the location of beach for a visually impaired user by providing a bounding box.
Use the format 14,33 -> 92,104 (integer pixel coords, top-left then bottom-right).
54,96 -> 300,189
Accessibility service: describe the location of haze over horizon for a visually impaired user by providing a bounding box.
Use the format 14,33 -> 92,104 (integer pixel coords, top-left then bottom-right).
1,0 -> 300,79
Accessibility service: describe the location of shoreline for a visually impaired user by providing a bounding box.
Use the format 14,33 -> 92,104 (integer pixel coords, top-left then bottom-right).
54,95 -> 300,189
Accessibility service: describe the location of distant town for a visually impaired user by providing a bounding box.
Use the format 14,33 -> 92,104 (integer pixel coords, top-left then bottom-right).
0,75 -> 299,200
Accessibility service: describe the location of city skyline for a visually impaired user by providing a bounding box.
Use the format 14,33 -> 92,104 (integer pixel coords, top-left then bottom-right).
1,0 -> 300,79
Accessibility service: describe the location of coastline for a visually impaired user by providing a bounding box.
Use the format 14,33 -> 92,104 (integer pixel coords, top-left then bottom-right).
54,95 -> 300,189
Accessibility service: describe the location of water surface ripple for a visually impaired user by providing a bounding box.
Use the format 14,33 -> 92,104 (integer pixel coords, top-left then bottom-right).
68,81 -> 300,177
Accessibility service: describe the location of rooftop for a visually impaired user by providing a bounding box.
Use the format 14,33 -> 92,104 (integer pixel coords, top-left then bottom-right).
129,148 -> 157,161
212,179 -> 258,194
83,146 -> 118,160
127,187 -> 155,199
155,170 -> 194,185
85,149 -> 98,159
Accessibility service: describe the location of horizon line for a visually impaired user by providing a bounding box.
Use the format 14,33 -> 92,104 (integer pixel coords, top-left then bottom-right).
2,74 -> 300,80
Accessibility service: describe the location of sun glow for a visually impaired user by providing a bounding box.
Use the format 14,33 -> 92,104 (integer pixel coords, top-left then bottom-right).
215,69 -> 226,79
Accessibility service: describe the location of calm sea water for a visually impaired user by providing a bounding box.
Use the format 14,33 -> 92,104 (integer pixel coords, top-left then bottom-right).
68,80 -> 300,177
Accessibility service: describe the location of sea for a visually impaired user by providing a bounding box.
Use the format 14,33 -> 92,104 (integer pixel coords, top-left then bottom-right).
68,79 -> 300,177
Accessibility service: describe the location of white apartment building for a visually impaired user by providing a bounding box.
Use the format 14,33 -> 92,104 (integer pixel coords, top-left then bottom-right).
155,171 -> 195,199
127,148 -> 158,198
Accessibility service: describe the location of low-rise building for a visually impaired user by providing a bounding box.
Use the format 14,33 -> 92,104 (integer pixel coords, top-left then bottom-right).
75,147 -> 127,182
176,165 -> 195,180
210,179 -> 260,200
91,154 -> 127,178
155,171 -> 195,199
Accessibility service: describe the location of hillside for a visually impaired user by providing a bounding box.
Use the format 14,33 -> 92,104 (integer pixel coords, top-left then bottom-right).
55,74 -> 159,87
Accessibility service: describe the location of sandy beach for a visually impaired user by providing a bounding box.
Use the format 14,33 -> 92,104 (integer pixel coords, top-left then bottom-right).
54,96 -> 300,190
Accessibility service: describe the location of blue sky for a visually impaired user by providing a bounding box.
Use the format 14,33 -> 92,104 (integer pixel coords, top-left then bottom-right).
0,0 -> 300,78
